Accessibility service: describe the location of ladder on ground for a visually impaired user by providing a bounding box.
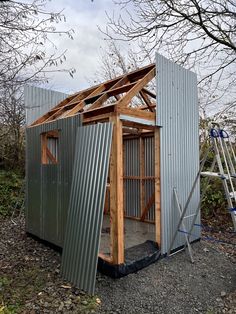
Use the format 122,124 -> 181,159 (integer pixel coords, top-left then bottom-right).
168,123 -> 236,262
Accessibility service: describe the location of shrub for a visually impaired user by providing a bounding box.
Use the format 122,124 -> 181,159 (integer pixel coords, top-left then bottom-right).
0,170 -> 24,217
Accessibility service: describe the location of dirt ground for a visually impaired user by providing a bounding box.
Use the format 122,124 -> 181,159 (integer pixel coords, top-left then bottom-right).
0,216 -> 235,314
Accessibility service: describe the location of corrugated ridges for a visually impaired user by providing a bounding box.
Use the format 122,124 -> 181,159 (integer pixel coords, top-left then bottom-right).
24,85 -> 68,126
61,122 -> 113,295
156,53 -> 200,254
25,115 -> 82,246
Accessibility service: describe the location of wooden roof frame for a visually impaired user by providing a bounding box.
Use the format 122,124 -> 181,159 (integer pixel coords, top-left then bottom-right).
31,64 -> 156,126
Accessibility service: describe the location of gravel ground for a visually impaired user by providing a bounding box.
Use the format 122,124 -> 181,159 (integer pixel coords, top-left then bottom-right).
96,241 -> 236,314
0,216 -> 235,313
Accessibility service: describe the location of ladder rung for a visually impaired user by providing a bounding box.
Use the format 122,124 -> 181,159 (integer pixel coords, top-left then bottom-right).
229,192 -> 236,199
183,214 -> 196,219
201,172 -> 229,179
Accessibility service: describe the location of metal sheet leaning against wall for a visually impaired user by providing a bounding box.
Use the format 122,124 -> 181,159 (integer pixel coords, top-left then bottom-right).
61,122 -> 113,295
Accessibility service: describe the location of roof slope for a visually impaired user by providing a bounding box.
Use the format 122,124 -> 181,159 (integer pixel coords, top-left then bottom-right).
31,64 -> 156,126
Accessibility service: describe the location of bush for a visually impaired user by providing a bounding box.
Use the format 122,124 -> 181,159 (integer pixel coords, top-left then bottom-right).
0,170 -> 24,217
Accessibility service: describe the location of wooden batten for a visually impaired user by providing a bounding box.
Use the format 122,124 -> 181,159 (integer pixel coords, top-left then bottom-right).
109,114 -> 124,264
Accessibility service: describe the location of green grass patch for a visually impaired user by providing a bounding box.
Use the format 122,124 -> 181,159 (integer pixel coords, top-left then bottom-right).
0,170 -> 24,217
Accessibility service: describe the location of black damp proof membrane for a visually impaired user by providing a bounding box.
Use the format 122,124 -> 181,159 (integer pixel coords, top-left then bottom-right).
97,240 -> 161,278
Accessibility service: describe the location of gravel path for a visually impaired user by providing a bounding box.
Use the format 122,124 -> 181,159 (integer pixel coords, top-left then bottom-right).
0,217 -> 235,313
96,242 -> 236,314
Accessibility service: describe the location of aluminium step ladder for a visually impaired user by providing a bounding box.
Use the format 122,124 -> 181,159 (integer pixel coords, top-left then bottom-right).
168,123 -> 236,262
201,123 -> 236,230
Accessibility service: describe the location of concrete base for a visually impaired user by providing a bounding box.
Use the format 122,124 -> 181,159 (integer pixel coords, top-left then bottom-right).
99,215 -> 156,255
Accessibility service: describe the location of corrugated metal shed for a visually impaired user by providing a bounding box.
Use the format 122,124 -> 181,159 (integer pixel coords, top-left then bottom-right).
24,85 -> 68,126
26,115 -> 82,246
156,53 -> 200,254
61,123 -> 113,295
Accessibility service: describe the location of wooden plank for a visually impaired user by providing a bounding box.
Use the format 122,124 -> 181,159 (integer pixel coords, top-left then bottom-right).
46,147 -> 57,164
122,120 -> 155,131
83,82 -> 136,105
87,93 -> 109,111
109,115 -> 124,264
63,85 -> 107,118
83,112 -> 112,124
118,106 -> 155,120
140,192 -> 155,222
31,98 -> 71,126
41,133 -> 47,164
124,176 -> 155,180
128,64 -> 155,82
111,76 -> 129,89
154,128 -> 161,246
123,131 -> 154,140
140,103 -> 156,110
46,130 -> 59,138
140,90 -> 154,112
124,215 -> 155,224
142,88 -> 156,99
122,127 -> 142,135
31,88 -> 96,126
117,68 -> 156,109
83,104 -> 116,120
31,64 -> 156,126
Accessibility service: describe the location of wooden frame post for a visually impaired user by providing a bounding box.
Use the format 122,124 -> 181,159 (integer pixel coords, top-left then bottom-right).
109,114 -> 124,264
154,127 -> 161,246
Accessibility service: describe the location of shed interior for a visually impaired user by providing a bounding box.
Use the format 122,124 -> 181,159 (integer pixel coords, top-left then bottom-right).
29,63 -> 161,267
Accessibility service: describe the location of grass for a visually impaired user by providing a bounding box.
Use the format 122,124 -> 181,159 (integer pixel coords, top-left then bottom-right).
0,170 -> 24,217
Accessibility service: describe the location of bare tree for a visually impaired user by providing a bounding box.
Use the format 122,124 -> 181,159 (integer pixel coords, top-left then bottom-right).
0,0 -> 75,170
0,0 -> 75,90
93,41 -> 144,82
0,84 -> 25,169
103,0 -> 236,114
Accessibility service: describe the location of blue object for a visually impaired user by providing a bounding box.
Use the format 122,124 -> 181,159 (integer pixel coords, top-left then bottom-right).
210,128 -> 219,138
219,129 -> 229,138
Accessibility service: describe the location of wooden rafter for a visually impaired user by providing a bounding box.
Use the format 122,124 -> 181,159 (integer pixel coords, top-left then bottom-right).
139,90 -> 154,112
30,63 -> 157,126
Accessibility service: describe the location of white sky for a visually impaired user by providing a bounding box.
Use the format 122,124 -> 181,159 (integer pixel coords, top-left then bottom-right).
43,0 -> 117,94
37,0 -> 235,118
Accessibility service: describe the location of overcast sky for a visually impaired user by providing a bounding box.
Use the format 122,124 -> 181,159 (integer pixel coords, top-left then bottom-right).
44,0 -> 118,94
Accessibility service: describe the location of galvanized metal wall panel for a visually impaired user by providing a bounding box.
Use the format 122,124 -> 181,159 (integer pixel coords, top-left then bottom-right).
25,115 -> 82,247
26,126 -> 41,236
124,138 -> 140,217
24,85 -> 68,126
156,53 -> 200,254
124,137 -> 155,221
144,137 -> 155,221
61,123 -> 113,295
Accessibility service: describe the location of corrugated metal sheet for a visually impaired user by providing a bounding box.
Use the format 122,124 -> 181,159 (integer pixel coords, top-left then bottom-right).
124,137 -> 155,221
24,85 -> 68,126
25,115 -> 82,246
144,136 -> 155,221
124,138 -> 140,218
61,123 -> 113,295
156,53 -> 200,254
